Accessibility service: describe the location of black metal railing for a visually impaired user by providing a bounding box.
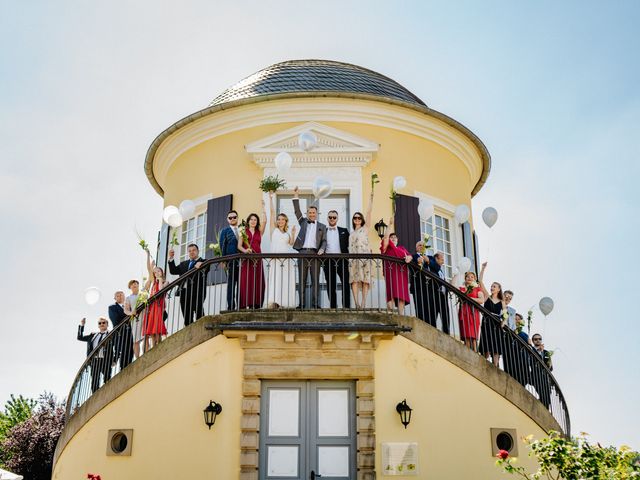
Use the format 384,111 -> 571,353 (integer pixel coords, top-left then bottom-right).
66,253 -> 570,435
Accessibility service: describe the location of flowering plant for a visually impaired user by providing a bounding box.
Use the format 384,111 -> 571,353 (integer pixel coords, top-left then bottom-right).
259,175 -> 286,193
496,432 -> 639,479
502,310 -> 509,321
371,172 -> 380,191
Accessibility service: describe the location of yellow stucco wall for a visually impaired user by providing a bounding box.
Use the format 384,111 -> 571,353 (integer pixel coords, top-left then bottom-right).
162,116 -> 476,250
52,335 -> 243,480
54,332 -> 550,480
375,335 -> 545,479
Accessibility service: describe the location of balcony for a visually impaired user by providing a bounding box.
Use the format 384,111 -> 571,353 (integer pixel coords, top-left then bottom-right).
65,253 -> 570,436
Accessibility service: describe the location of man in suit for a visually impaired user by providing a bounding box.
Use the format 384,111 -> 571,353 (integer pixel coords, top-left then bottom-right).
425,251 -> 451,334
168,243 -> 208,326
292,186 -> 327,309
77,317 -> 113,393
531,333 -> 553,409
323,210 -> 351,308
410,241 -> 430,322
108,290 -> 133,369
219,209 -> 240,311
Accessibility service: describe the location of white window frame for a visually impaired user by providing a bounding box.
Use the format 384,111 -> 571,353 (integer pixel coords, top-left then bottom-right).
414,192 -> 464,281
175,194 -> 212,262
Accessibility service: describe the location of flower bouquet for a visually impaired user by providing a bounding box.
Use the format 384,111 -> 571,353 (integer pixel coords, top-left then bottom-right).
170,229 -> 179,247
208,242 -> 222,256
389,185 -> 398,213
465,281 -> 478,295
419,233 -> 432,269
238,220 -> 249,247
371,172 -> 380,191
259,175 -> 287,193
527,309 -> 533,333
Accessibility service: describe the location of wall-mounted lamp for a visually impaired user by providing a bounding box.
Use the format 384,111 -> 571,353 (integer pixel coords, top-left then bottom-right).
396,399 -> 412,429
203,400 -> 223,429
375,219 -> 388,239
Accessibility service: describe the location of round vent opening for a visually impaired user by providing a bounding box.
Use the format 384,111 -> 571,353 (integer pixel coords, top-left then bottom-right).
496,431 -> 514,452
111,431 -> 128,454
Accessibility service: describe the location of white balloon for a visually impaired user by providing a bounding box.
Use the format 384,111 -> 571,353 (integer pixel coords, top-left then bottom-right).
393,176 -> 407,191
274,151 -> 293,172
84,287 -> 101,306
179,199 -> 196,219
417,200 -> 434,220
298,131 -> 317,152
163,205 -> 180,224
312,176 -> 333,199
167,211 -> 183,228
457,257 -> 472,274
539,297 -> 554,316
482,207 -> 498,228
455,204 -> 470,224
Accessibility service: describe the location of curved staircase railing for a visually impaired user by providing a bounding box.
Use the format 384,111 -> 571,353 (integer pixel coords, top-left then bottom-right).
66,253 -> 570,435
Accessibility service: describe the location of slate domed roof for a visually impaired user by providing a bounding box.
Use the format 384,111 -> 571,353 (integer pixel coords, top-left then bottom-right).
210,59 -> 427,108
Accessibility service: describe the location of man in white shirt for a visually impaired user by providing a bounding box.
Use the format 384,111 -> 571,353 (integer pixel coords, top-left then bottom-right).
504,290 -> 517,330
322,210 -> 351,308
77,317 -> 113,393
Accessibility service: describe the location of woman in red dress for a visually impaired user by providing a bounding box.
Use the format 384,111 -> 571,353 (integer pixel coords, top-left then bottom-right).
238,205 -> 266,309
143,249 -> 168,352
458,271 -> 485,352
381,216 -> 412,313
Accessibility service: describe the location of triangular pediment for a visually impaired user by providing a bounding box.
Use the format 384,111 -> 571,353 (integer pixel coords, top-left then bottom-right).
246,122 -> 379,154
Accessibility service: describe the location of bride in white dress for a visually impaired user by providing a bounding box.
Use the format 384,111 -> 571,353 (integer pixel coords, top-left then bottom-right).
267,192 -> 298,308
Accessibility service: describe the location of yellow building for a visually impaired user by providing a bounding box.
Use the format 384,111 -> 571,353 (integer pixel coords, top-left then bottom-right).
53,60 -> 569,480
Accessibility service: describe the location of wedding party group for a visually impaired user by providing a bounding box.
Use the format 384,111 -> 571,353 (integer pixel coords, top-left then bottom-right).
218,186 -> 415,313
75,186 -> 555,406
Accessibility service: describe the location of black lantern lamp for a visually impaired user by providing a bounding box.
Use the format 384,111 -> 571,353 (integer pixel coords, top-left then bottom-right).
374,218 -> 388,239
203,400 -> 222,429
396,399 -> 412,429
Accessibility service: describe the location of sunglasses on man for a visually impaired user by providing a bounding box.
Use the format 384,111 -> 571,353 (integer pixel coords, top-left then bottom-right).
228,215 -> 237,220
98,321 -> 108,325
328,216 -> 337,220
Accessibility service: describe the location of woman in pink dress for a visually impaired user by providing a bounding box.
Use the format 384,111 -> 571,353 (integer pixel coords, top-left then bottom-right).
238,205 -> 266,309
143,249 -> 168,352
380,216 -> 413,313
457,271 -> 485,352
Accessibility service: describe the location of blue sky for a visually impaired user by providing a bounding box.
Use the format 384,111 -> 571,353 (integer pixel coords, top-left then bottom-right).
1,1 -> 638,447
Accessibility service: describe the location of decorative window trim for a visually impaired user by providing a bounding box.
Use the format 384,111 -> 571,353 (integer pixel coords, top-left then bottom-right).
413,191 -> 464,280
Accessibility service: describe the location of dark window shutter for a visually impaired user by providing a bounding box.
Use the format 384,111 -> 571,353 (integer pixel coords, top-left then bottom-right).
205,194 -> 233,285
156,223 -> 171,273
394,194 -> 420,251
473,229 -> 480,274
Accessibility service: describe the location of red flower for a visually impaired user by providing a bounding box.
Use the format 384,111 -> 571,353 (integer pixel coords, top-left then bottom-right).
496,449 -> 510,460
87,474 -> 102,480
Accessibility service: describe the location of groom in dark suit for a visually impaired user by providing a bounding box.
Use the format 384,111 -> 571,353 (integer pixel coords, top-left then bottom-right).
168,244 -> 208,326
293,187 -> 327,309
323,210 -> 351,308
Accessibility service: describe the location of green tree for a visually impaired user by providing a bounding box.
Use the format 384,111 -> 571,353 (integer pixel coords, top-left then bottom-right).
0,394 -> 37,467
0,393 -> 65,479
496,431 -> 640,479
